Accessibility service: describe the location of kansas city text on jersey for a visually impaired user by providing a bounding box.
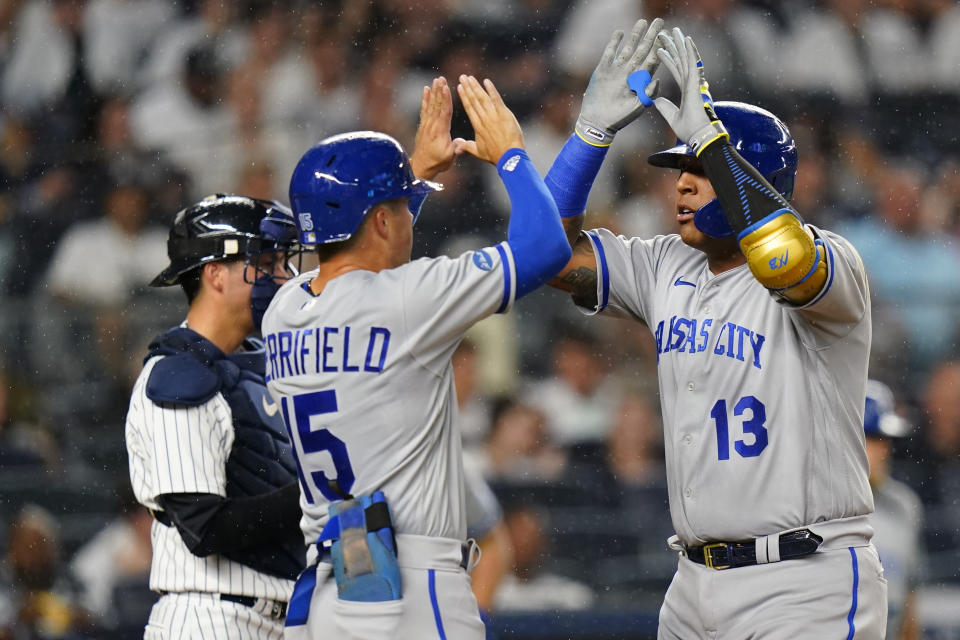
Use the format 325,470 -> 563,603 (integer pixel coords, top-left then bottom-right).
653,315 -> 766,369
264,326 -> 391,382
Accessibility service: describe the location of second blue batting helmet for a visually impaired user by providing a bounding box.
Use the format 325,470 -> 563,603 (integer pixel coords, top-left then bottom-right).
289,131 -> 443,245
864,379 -> 910,439
648,101 -> 798,238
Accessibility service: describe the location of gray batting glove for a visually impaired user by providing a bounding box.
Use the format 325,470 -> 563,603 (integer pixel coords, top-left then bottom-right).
575,17 -> 664,147
654,27 -> 728,156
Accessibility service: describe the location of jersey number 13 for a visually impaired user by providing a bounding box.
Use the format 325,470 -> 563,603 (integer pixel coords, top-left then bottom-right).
710,395 -> 768,460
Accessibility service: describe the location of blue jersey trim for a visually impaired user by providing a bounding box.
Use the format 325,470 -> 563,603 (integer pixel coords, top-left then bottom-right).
300,280 -> 321,297
285,565 -> 317,626
846,547 -> 859,640
805,237 -> 836,307
495,244 -> 512,314
585,230 -> 610,312
429,569 -> 447,640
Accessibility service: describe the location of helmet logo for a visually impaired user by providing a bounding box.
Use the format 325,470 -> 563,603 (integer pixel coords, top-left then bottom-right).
472,249 -> 494,271
298,213 -> 314,231
224,239 -> 240,255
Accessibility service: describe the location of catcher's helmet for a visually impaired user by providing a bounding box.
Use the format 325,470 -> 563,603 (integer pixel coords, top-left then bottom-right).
648,102 -> 798,237
288,131 -> 442,245
864,379 -> 910,439
151,194 -> 298,287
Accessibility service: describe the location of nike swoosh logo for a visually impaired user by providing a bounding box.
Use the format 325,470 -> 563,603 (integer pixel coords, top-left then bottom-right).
673,277 -> 696,287
262,395 -> 280,417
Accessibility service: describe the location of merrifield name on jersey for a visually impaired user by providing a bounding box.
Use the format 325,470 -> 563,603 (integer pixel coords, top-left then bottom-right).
653,316 -> 766,369
264,326 -> 391,382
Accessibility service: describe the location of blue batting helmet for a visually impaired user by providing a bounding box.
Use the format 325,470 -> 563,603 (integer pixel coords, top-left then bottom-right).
864,379 -> 910,439
648,101 -> 798,238
289,131 -> 443,245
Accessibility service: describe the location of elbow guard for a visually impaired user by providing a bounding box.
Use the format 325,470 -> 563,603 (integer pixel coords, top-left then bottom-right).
738,210 -> 827,304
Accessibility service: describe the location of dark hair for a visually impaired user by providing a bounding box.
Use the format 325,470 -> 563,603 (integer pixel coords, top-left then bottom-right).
180,268 -> 202,303
179,258 -> 243,304
315,230 -> 363,263
313,197 -> 405,262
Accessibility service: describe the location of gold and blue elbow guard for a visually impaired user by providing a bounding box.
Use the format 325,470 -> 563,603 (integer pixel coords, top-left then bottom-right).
737,209 -> 827,304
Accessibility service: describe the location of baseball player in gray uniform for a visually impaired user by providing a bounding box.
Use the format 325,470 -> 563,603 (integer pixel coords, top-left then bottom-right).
542,22 -> 887,639
262,75 -> 571,639
864,379 -> 925,639
125,195 -> 306,639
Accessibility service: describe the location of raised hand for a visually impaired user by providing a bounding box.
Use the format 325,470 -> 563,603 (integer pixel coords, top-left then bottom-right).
410,76 -> 457,180
575,17 -> 664,147
654,27 -> 728,155
454,75 -> 524,165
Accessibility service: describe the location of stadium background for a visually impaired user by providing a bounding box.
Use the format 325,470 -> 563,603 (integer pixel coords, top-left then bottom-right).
0,0 -> 959,637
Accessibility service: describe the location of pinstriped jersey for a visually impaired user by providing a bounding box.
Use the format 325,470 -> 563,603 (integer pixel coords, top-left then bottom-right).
262,243 -> 516,548
125,356 -> 294,600
584,226 -> 873,545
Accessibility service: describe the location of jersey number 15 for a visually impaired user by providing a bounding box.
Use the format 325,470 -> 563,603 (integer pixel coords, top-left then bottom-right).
281,390 -> 356,503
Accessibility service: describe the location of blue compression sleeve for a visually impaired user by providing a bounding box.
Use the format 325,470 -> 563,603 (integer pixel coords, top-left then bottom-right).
544,134 -> 609,218
499,148 -> 571,298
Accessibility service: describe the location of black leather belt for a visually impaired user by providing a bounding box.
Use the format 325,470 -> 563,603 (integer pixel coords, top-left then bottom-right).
685,529 -> 823,570
220,594 -> 287,620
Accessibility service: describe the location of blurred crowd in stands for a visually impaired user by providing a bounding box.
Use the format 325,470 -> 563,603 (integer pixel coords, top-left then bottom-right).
0,0 -> 958,637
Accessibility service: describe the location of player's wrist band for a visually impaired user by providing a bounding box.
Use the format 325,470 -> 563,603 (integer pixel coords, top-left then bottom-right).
689,120 -> 728,157
574,116 -> 615,147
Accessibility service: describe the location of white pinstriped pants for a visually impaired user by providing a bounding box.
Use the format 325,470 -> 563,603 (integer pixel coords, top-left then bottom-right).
144,593 -> 285,640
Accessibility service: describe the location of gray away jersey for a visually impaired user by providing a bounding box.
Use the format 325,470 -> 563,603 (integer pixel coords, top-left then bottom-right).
262,243 -> 516,548
584,226 -> 874,545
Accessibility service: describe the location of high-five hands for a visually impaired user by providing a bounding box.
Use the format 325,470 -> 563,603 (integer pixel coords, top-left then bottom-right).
410,76 -> 457,180
575,17 -> 664,147
654,27 -> 729,156
454,75 -> 525,165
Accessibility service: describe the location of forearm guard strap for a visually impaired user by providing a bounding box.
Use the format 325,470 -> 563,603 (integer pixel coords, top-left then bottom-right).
698,139 -> 793,234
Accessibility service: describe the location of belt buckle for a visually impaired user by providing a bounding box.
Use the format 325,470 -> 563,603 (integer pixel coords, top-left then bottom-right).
252,597 -> 287,621
703,542 -> 731,570
269,600 -> 287,620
